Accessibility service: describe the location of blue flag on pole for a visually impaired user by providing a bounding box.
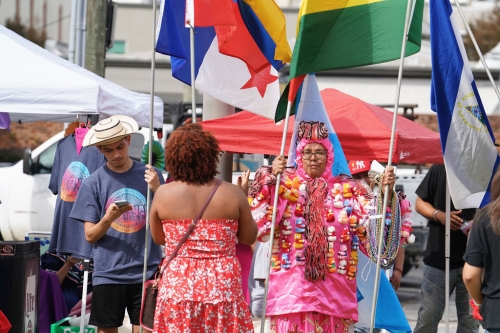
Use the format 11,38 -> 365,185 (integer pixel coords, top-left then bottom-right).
286,74 -> 350,176
430,0 -> 500,208
356,252 -> 411,333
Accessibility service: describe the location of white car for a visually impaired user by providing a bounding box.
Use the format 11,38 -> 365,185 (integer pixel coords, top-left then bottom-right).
0,126 -> 171,241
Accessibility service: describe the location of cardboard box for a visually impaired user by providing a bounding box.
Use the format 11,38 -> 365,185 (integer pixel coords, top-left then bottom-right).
50,317 -> 96,333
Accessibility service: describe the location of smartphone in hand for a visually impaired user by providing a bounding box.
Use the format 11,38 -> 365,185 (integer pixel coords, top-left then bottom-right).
114,200 -> 129,208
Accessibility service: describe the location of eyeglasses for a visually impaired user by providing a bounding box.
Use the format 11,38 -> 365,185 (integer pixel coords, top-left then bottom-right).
302,150 -> 327,161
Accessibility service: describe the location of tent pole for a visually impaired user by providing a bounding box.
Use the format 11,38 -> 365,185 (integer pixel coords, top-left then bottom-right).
369,0 -> 415,332
260,100 -> 293,333
445,179 -> 451,333
140,0 -> 158,332
453,0 -> 500,102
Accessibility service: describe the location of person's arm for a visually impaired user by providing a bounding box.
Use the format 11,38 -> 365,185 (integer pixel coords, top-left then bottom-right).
272,155 -> 287,176
84,203 -> 133,244
380,166 -> 396,201
390,247 -> 405,290
415,196 -> 463,231
237,187 -> 258,245
145,164 -> 162,193
463,263 -> 484,305
55,256 -> 80,284
150,186 -> 166,245
237,170 -> 250,195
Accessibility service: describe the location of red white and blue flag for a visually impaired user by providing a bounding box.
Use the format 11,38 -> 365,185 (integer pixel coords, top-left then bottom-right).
156,0 -> 290,119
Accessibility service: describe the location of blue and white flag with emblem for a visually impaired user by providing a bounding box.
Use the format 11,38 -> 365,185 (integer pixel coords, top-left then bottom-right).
430,0 -> 500,209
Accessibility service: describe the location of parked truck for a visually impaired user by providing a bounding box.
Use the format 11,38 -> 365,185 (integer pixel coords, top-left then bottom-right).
395,167 -> 429,275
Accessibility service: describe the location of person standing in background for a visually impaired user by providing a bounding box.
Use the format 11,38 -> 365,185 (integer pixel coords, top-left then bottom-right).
70,115 -> 164,333
413,164 -> 478,333
463,168 -> 500,333
150,124 -> 256,332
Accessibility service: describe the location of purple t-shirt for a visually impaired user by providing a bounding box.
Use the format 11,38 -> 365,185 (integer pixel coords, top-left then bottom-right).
48,135 -> 106,259
70,160 -> 163,285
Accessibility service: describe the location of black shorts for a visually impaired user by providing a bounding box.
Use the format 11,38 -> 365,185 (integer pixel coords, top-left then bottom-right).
89,283 -> 143,327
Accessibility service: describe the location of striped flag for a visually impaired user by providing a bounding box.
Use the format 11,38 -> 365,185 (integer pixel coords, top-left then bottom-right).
287,74 -> 350,176
155,0 -> 290,119
289,0 -> 424,79
356,252 -> 411,333
185,0 -> 235,27
430,0 -> 500,208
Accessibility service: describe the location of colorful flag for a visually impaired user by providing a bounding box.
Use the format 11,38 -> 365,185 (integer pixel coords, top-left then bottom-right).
275,75 -> 305,122
239,0 -> 291,64
155,0 -> 289,120
185,0 -> 235,27
287,74 -> 350,176
430,0 -> 500,209
289,0 -> 424,79
356,252 -> 412,333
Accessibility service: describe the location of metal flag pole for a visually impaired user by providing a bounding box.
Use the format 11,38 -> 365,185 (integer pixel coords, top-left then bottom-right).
140,0 -> 158,332
68,0 -> 77,64
445,179 -> 451,333
453,0 -> 500,102
260,100 -> 293,333
369,0 -> 415,332
189,26 -> 197,123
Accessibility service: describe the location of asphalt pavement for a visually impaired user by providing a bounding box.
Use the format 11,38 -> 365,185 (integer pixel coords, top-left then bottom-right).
397,259 -> 459,333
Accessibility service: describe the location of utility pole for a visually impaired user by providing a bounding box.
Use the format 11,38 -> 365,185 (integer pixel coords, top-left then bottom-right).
85,0 -> 107,77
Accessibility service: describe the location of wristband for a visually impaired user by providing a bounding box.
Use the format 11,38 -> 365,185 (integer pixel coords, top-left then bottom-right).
393,268 -> 403,275
433,209 -> 441,222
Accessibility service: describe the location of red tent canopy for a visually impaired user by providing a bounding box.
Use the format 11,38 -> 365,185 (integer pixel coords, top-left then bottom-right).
201,88 -> 443,164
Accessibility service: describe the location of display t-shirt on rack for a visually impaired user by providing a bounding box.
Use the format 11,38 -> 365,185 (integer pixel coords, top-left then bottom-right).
48,134 -> 107,259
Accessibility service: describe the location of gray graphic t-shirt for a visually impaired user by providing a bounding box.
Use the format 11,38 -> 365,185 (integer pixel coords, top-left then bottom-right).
70,160 -> 164,285
48,134 -> 106,258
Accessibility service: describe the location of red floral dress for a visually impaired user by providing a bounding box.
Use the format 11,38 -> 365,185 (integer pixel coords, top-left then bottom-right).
153,219 -> 254,333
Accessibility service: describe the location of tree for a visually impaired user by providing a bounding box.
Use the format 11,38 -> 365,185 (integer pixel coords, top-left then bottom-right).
5,16 -> 46,48
464,5 -> 500,61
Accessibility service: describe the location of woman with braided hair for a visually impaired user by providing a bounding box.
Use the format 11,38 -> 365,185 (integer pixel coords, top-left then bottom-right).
248,121 -> 408,333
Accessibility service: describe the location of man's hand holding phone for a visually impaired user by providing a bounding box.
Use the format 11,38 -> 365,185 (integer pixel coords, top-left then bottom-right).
104,200 -> 133,223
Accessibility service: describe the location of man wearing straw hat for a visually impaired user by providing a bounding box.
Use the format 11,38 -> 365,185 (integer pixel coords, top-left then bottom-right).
70,115 -> 164,333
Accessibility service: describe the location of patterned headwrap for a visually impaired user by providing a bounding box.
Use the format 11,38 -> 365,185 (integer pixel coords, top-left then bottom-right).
294,121 -> 334,183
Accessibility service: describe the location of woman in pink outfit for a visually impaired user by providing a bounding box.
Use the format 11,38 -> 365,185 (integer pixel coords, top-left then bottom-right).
150,124 -> 257,333
248,121 -> 404,333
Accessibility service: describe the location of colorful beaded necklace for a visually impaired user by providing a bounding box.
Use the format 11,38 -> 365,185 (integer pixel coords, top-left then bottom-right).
367,192 -> 401,269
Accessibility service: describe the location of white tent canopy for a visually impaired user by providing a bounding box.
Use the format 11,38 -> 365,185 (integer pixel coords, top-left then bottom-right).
0,25 -> 163,128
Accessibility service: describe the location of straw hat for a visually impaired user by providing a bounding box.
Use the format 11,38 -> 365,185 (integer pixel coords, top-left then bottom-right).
83,115 -> 139,147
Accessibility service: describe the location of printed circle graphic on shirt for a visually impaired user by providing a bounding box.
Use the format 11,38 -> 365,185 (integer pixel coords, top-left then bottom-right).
106,188 -> 147,233
61,162 -> 90,202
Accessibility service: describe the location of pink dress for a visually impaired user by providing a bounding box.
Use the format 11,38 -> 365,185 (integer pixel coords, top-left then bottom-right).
153,219 -> 253,333
249,168 -> 366,333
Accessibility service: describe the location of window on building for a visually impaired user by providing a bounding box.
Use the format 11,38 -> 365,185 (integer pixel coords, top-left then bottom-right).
107,40 -> 125,54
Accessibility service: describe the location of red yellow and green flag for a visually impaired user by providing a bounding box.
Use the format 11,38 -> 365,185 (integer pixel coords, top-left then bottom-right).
289,0 -> 424,79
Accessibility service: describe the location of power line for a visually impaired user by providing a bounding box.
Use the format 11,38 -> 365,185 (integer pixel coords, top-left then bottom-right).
34,14 -> 71,31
